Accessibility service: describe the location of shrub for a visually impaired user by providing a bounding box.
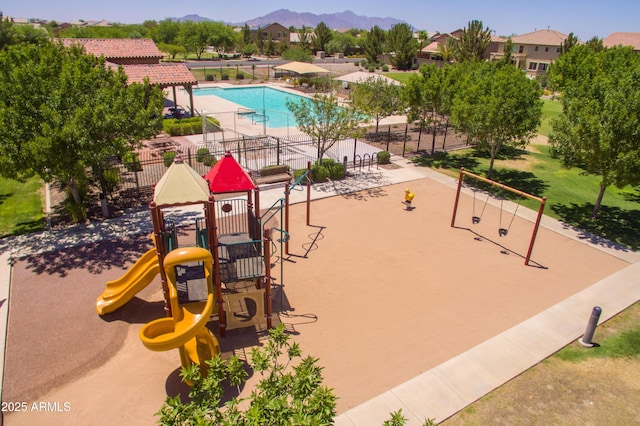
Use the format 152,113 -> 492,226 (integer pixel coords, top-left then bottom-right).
329,163 -> 345,180
221,72 -> 229,80
102,168 -> 120,194
293,168 -> 311,183
163,151 -> 177,167
311,165 -> 330,183
377,150 -> 391,164
196,147 -> 210,163
354,60 -> 360,66
205,73 -> 215,81
122,152 -> 142,172
202,153 -> 217,167
381,64 -> 389,72
164,117 -> 203,136
236,72 -> 245,80
368,66 -> 375,72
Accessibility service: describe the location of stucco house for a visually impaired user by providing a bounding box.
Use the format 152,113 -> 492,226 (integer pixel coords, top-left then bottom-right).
490,29 -> 569,77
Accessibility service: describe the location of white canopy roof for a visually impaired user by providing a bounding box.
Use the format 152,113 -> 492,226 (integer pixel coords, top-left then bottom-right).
273,61 -> 329,75
334,71 -> 402,86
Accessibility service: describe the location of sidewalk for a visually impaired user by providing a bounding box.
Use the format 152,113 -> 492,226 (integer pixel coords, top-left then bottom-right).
1,156 -> 638,423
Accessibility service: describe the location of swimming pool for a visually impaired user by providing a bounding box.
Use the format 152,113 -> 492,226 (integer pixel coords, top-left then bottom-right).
194,86 -> 309,129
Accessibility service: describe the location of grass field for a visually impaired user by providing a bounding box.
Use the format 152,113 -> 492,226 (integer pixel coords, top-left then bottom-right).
0,176 -> 45,237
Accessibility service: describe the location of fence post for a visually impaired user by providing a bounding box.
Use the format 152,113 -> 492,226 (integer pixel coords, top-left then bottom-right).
353,138 -> 358,166
276,137 -> 281,165
386,125 -> 391,151
403,124 -> 408,157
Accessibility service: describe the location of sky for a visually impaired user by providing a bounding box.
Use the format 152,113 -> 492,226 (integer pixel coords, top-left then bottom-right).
3,0 -> 637,39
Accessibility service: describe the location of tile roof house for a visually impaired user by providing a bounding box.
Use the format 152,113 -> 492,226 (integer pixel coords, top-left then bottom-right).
603,32 -> 640,51
490,29 -> 569,77
59,38 -> 196,113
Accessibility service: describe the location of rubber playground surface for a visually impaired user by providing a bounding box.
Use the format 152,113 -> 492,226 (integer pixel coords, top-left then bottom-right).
3,172 -> 632,425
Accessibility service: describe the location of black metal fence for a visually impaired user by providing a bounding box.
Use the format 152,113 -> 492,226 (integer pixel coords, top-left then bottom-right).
101,134 -> 383,208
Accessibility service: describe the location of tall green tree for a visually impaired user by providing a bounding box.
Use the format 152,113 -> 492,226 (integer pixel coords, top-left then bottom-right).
386,23 -> 417,70
287,93 -> 362,162
403,64 -> 455,154
437,37 -> 457,63
363,25 -> 386,64
451,62 -> 543,179
208,21 -> 237,57
560,32 -> 579,55
178,21 -> 211,58
350,76 -> 401,132
549,44 -> 640,219
0,41 -> 163,219
312,21 -> 333,52
454,20 -> 492,62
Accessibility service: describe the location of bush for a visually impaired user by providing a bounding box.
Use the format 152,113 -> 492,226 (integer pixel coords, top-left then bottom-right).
368,66 -> 375,72
311,165 -> 330,183
293,168 -> 310,183
221,72 -> 229,80
236,72 -> 245,80
381,64 -> 389,72
196,147 -> 210,163
354,60 -> 360,66
122,152 -> 142,172
163,151 -> 177,167
205,73 -> 215,81
377,150 -> 391,164
164,117 -> 203,136
329,163 -> 345,179
202,153 -> 217,167
102,168 -> 120,194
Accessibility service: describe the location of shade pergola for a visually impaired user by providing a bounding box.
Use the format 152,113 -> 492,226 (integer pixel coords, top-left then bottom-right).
334,71 -> 402,86
273,61 -> 329,76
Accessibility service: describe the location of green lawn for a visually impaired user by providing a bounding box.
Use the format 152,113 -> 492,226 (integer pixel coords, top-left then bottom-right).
0,176 -> 46,237
384,71 -> 418,85
538,98 -> 562,137
414,136 -> 640,250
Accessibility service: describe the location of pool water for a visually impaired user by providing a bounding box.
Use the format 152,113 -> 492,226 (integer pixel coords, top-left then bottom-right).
194,86 -> 310,128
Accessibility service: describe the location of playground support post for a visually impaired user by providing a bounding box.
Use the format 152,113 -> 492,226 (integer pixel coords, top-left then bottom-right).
451,167 -> 546,266
263,228 -> 273,330
206,196 -> 227,337
306,161 -> 311,226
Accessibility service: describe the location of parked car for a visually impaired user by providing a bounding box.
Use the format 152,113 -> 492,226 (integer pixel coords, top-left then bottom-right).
163,107 -> 191,119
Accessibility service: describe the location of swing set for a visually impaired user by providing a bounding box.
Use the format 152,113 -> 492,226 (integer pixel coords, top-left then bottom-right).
451,167 -> 547,266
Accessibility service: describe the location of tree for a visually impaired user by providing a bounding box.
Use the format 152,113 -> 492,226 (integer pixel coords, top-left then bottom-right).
208,21 -> 237,57
451,62 -> 543,179
297,25 -> 312,51
178,20 -> 209,58
363,25 -> 386,64
437,37 -> 457,63
549,44 -> 640,219
312,21 -> 333,52
560,32 -> 579,55
287,93 -> 362,162
157,324 -> 337,425
0,41 -> 163,220
386,23 -> 417,70
403,64 -> 455,154
281,45 -> 313,62
454,20 -> 492,62
350,76 -> 401,133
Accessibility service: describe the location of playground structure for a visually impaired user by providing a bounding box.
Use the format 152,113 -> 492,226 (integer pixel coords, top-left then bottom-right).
95,150 -> 311,372
451,167 -> 547,266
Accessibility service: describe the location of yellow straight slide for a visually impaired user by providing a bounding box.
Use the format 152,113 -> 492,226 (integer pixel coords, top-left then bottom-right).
96,249 -> 160,315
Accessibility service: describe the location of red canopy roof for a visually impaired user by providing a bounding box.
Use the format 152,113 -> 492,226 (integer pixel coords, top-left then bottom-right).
204,151 -> 256,193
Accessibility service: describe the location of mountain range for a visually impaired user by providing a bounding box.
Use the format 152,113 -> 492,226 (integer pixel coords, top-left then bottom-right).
176,9 -> 407,31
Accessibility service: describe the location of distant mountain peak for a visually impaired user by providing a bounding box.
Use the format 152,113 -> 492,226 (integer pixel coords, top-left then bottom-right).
238,9 -> 408,30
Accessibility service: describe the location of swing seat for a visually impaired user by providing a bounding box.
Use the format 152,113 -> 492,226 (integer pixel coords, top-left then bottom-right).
472,216 -> 481,224
498,228 -> 508,237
